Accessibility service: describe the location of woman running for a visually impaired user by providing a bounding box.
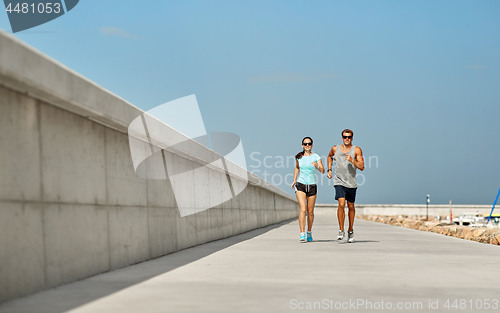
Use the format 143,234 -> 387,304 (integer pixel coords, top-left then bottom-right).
291,137 -> 324,242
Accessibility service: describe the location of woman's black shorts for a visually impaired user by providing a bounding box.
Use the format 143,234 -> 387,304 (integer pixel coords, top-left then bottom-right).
295,182 -> 317,197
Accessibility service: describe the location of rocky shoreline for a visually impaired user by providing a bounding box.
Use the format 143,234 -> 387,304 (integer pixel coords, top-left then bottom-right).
357,215 -> 500,246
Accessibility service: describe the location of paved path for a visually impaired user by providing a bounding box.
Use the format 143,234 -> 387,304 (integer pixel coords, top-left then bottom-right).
2,208 -> 500,313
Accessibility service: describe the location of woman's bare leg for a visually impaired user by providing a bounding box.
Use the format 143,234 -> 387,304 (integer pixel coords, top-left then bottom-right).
296,191 -> 307,232
306,195 -> 317,231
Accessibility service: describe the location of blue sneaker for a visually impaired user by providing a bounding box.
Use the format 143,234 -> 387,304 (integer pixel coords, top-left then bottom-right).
300,232 -> 306,242
307,232 -> 313,242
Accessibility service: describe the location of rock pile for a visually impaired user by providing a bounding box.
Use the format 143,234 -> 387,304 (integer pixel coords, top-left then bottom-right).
357,215 -> 500,246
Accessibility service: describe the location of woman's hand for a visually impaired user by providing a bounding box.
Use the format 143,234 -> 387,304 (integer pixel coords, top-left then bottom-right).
291,181 -> 296,189
316,159 -> 325,174
311,161 -> 318,169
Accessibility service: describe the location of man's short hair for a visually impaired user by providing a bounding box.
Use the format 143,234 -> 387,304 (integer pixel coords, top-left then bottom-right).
341,129 -> 353,137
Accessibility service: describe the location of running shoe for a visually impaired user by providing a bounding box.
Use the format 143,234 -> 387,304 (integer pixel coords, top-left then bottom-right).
300,232 -> 306,242
337,230 -> 345,240
347,231 -> 354,243
307,232 -> 313,242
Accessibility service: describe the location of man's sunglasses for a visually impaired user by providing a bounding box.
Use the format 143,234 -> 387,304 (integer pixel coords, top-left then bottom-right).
302,142 -> 313,146
342,135 -> 353,139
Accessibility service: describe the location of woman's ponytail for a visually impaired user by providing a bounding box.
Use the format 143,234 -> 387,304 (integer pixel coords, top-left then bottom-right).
295,150 -> 305,160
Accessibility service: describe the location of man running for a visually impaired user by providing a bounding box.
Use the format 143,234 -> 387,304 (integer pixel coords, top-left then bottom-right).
327,129 -> 364,243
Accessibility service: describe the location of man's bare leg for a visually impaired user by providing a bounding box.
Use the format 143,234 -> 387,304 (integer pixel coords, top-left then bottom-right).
347,201 -> 355,231
337,198 -> 346,231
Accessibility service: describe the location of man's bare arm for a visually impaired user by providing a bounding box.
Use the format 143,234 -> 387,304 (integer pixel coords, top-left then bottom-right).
353,146 -> 365,171
327,146 -> 336,179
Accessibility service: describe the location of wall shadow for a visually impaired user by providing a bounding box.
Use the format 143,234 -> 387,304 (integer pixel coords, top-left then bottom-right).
0,219 -> 295,313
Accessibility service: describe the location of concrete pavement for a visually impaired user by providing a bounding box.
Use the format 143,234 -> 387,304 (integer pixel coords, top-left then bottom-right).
2,208 -> 500,313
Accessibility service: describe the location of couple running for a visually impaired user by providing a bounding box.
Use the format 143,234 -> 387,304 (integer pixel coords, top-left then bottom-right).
291,129 -> 365,243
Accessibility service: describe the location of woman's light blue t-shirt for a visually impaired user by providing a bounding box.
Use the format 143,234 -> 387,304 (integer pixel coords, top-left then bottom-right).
297,153 -> 321,185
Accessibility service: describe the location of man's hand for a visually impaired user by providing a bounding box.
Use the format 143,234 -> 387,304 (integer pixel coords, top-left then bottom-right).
345,154 -> 354,163
327,171 -> 332,179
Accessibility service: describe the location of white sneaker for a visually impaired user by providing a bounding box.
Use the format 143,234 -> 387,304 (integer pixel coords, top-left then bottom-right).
337,230 -> 345,240
347,231 -> 354,243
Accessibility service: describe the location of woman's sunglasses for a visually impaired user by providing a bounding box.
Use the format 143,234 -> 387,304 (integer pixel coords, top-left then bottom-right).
302,142 -> 313,146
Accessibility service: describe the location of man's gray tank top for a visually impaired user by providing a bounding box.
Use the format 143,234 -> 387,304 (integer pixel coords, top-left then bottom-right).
333,145 -> 357,188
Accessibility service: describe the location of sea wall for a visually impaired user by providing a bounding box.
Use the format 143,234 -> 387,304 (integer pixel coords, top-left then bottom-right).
357,215 -> 500,246
0,30 -> 299,303
316,204 -> 492,217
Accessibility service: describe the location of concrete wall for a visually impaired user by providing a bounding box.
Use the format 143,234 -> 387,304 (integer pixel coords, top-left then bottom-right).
316,204 -> 493,217
0,30 -> 299,303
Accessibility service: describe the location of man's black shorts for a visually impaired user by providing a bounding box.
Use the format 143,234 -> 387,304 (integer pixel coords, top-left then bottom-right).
334,185 -> 357,203
295,182 -> 317,197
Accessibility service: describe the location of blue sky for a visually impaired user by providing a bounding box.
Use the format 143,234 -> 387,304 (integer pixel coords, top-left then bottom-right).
2,0 -> 499,204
